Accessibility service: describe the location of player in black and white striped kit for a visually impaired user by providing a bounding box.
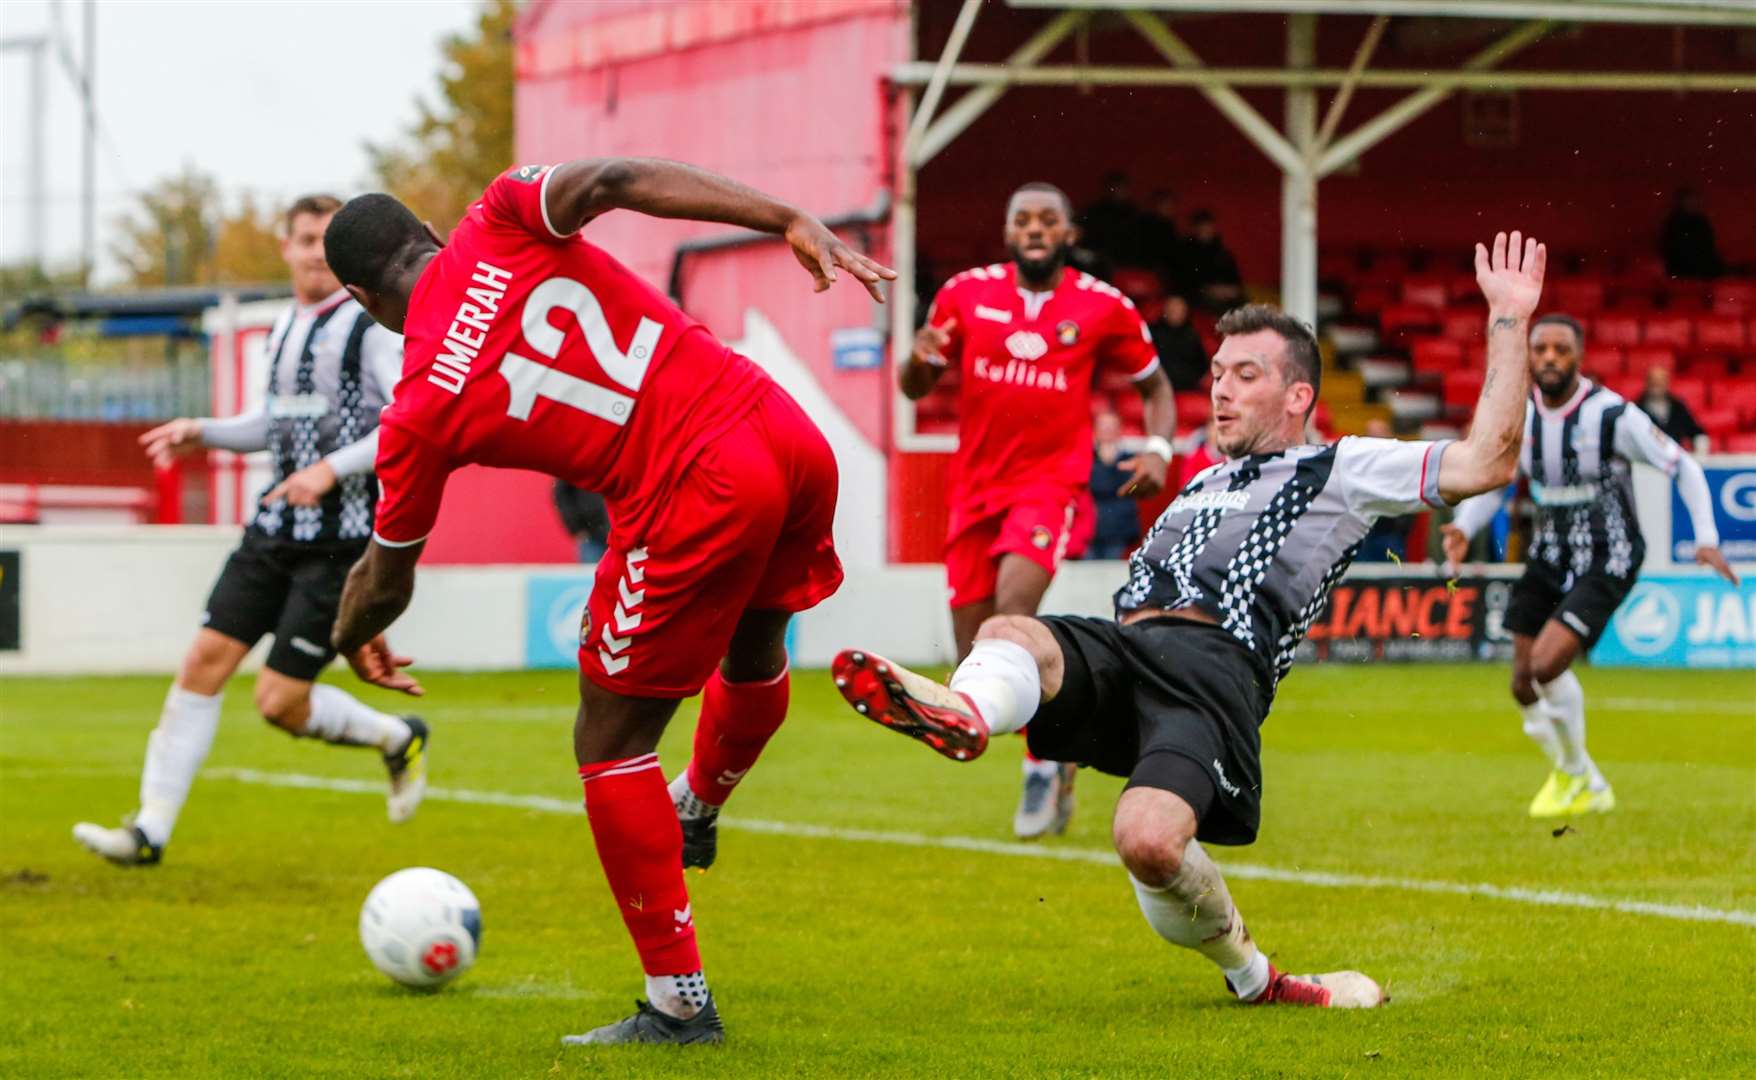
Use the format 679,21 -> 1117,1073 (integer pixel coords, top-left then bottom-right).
74,195 -> 429,867
1442,313 -> 1736,819
835,232 -> 1548,1010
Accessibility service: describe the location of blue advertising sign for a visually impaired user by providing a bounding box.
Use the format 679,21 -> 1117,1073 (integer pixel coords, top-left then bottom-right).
525,573 -> 594,669
1672,466 -> 1756,562
1592,575 -> 1756,668
831,327 -> 884,370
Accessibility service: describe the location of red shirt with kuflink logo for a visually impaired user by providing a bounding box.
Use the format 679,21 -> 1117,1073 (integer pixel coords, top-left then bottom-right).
927,262 -> 1158,525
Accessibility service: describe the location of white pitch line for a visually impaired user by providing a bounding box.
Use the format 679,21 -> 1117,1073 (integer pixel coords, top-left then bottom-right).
206,768 -> 1756,929
1596,697 -> 1756,717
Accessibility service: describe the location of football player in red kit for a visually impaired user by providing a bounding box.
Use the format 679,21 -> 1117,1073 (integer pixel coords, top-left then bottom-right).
321,157 -> 893,1046
901,182 -> 1176,838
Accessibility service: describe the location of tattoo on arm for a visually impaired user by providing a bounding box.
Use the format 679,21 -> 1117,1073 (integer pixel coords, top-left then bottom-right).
1490,317 -> 1520,334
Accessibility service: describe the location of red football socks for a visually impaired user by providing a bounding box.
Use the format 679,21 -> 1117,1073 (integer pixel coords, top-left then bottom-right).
684,668 -> 790,808
580,754 -> 700,975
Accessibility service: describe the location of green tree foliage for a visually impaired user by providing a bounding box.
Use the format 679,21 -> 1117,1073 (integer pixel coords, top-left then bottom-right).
110,169 -> 287,289
368,0 -> 517,235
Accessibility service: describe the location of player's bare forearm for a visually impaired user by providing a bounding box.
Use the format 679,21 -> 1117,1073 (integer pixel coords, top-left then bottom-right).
899,358 -> 944,401
548,158 -> 798,236
332,542 -> 420,655
1137,369 -> 1176,443
1440,231 -> 1545,504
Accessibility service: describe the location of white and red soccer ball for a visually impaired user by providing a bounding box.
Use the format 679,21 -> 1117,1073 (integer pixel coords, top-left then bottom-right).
359,867 -> 481,989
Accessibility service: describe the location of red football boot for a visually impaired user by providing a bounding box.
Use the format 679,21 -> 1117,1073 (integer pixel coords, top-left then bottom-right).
832,650 -> 990,762
1240,964 -> 1386,1008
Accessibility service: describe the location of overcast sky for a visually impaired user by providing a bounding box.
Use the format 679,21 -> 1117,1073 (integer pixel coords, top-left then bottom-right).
0,0 -> 479,284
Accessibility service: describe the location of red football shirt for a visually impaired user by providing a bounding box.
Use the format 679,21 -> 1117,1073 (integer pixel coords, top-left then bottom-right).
928,262 -> 1158,522
373,165 -> 772,547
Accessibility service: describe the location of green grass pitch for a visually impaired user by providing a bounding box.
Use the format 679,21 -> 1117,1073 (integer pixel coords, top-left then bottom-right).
3,664 -> 1753,1077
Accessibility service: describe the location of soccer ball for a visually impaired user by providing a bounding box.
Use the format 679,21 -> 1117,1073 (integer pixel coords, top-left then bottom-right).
358,867 -> 482,989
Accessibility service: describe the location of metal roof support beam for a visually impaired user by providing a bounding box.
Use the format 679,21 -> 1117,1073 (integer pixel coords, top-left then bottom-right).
1314,19 -> 1554,177
1312,15 -> 1388,154
905,0 -> 984,160
888,64 -> 1756,92
1005,0 -> 1756,28
1282,14 -> 1319,328
913,9 -> 1088,167
1123,10 -> 1304,175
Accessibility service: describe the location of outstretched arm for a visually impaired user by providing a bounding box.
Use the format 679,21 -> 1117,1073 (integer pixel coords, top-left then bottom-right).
541,158 -> 896,301
1438,231 -> 1546,504
331,540 -> 425,695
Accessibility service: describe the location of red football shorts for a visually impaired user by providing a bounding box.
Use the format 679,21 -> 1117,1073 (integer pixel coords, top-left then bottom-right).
944,489 -> 1079,609
579,385 -> 842,698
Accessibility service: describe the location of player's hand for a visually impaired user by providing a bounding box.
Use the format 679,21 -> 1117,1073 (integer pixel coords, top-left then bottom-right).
1440,524 -> 1470,575
785,214 -> 897,302
138,418 -> 204,468
1696,545 -> 1741,585
1474,230 -> 1547,321
912,319 -> 955,368
345,634 -> 425,697
260,460 -> 338,508
1118,451 -> 1168,498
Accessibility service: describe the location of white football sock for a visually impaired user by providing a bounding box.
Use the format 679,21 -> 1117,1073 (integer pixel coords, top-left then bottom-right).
1538,670 -> 1601,784
1518,700 -> 1565,769
1129,840 -> 1269,1001
302,684 -> 411,752
948,639 -> 1041,736
135,685 -> 224,847
669,772 -> 716,821
645,970 -> 710,1019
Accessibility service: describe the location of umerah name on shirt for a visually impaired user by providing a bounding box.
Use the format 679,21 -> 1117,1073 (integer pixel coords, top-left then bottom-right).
430,260 -> 514,394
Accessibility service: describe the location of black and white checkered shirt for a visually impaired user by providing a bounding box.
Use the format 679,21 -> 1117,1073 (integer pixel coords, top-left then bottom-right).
1118,436 -> 1452,691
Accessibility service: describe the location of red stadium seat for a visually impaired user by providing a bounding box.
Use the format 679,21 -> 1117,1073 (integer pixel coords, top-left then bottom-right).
1442,370 -> 1485,412
1116,394 -> 1145,427
1411,337 -> 1464,375
1695,315 -> 1748,351
1350,283 -> 1394,318
1722,431 -> 1756,453
1586,345 -> 1628,377
1697,407 -> 1741,442
1624,345 -> 1676,375
1668,377 -> 1708,410
1592,313 -> 1642,347
1710,280 -> 1756,315
1553,279 -> 1606,313
1174,391 -> 1212,425
1440,308 -> 1482,341
1379,303 -> 1441,341
1658,287 -> 1709,313
1446,273 -> 1483,305
1605,375 -> 1645,401
1681,355 -> 1733,382
1112,268 -> 1162,308
1715,383 -> 1756,423
1643,315 -> 1694,349
1401,277 -> 1448,309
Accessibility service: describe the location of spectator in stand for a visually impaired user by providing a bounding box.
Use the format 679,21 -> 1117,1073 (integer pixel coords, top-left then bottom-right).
1148,293 -> 1209,392
1088,410 -> 1143,560
1660,187 -> 1724,280
1356,418 -> 1415,563
1077,170 -> 1143,268
1639,366 -> 1707,450
1181,210 -> 1244,312
1138,188 -> 1185,284
553,481 -> 611,563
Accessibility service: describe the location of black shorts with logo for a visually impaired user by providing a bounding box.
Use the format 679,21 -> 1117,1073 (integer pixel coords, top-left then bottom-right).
1503,561 -> 1635,649
202,529 -> 368,681
1027,615 -> 1272,846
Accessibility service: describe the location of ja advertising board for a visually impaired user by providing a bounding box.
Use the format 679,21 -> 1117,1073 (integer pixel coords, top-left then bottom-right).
1592,575 -> 1756,669
1295,570 -> 1517,665
1671,464 -> 1756,563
